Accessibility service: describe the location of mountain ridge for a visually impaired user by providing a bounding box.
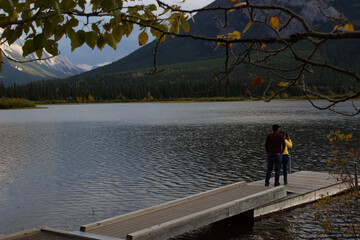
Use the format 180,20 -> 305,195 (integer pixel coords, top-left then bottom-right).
82,0 -> 349,77
0,37 -> 84,86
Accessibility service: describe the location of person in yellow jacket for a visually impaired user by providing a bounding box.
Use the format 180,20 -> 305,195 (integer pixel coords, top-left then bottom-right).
282,132 -> 293,185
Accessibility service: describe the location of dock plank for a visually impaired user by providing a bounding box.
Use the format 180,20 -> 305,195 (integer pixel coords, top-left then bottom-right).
82,183 -> 286,240
1,171 -> 352,240
252,171 -> 349,217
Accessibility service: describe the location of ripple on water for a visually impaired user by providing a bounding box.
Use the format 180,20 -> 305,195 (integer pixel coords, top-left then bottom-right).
0,102 -> 359,237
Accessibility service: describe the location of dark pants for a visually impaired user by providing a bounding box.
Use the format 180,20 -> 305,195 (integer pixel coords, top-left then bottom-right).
282,154 -> 290,184
265,153 -> 282,186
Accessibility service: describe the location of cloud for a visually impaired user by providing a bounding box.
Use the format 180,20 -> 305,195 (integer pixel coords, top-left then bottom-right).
164,0 -> 214,10
96,62 -> 111,67
77,64 -> 93,71
77,62 -> 112,71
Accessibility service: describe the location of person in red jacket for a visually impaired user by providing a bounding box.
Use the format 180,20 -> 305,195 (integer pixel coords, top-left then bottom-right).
265,124 -> 286,186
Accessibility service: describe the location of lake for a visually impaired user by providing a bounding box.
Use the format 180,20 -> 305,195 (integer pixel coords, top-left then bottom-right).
0,101 -> 359,239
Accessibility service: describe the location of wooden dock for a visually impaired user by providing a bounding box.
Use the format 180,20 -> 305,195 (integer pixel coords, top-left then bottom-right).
0,171 -> 352,240
79,181 -> 286,240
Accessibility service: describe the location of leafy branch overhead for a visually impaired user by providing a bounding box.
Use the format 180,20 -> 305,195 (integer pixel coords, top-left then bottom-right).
0,0 -> 360,115
0,0 -> 190,57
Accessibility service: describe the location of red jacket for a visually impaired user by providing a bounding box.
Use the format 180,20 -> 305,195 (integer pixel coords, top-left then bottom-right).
265,132 -> 286,154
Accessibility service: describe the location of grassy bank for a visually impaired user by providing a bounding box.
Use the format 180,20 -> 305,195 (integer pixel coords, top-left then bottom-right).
0,98 -> 36,109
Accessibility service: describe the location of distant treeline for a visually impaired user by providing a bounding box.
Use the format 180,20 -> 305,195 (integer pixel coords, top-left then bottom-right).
0,58 -> 359,103
0,77 -> 357,104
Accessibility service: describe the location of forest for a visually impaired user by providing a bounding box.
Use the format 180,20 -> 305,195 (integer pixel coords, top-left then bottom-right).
0,58 -> 358,103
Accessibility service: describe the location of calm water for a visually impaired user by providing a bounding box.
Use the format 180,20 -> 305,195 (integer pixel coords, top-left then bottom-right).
0,101 -> 359,238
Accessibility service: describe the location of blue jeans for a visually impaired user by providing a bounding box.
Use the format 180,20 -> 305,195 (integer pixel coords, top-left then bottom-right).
282,154 -> 290,184
265,153 -> 282,186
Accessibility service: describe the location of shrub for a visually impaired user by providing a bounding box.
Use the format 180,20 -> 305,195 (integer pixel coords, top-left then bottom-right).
0,98 -> 36,109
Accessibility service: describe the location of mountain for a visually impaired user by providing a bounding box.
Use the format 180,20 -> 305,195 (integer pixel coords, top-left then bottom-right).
0,38 -> 84,86
83,0 -> 350,77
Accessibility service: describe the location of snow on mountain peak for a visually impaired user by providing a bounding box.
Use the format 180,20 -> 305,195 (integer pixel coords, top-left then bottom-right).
0,35 -> 84,84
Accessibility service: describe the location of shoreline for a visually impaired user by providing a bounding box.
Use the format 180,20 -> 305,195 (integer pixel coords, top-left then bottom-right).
34,97 -> 326,105
2,96 -> 358,109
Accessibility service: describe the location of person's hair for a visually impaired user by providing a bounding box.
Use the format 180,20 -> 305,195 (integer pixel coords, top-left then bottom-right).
272,125 -> 280,132
285,132 -> 289,138
280,131 -> 285,135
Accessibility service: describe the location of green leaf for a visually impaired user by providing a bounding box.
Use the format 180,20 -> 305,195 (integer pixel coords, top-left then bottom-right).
146,4 -> 157,12
85,31 -> 98,49
92,23 -> 101,33
39,0 -> 55,8
78,0 -> 86,10
70,30 -> 85,51
150,25 -> 167,43
105,33 -> 117,50
9,9 -> 18,21
61,0 -> 77,10
45,40 -> 59,56
112,26 -> 123,43
54,25 -> 65,41
67,18 -> 79,28
54,1 -> 62,16
44,21 -> 56,38
33,34 -> 46,50
1,0 -> 13,13
181,19 -> 190,33
21,9 -> 33,20
7,27 -> 22,45
101,0 -> 114,10
36,48 -> 43,59
97,35 -> 106,50
123,22 -> 134,37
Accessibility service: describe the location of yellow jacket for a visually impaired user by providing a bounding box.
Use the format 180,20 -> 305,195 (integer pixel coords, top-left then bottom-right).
283,139 -> 292,155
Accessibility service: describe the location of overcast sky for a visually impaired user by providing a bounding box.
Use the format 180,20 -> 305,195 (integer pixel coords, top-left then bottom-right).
59,0 -> 214,70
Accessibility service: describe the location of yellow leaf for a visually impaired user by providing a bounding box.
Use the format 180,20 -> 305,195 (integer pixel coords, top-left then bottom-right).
234,2 -> 246,7
269,16 -> 280,29
333,25 -> 340,31
251,74 -> 264,85
138,31 -> 148,46
278,81 -> 289,87
160,8 -> 170,16
214,42 -> 221,51
344,23 -> 354,31
10,10 -> 18,21
181,19 -> 190,33
243,21 -> 252,33
261,42 -> 267,51
226,30 -> 241,40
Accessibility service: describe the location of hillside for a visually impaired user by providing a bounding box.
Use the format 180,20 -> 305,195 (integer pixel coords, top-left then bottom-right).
83,0 -> 352,76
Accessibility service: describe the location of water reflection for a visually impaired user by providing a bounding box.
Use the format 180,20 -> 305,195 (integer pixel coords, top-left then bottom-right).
0,101 -> 359,237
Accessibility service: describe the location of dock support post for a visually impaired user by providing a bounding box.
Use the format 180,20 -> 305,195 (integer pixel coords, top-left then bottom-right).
238,209 -> 254,224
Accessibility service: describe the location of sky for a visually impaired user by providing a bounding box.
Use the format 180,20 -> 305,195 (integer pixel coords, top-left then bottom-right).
59,0 -> 214,71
